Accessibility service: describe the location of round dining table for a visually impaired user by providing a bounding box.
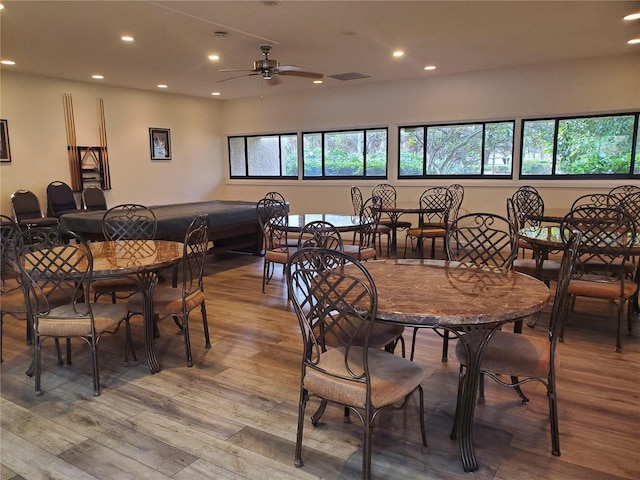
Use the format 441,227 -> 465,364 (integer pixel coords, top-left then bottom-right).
353,258 -> 550,472
90,239 -> 184,373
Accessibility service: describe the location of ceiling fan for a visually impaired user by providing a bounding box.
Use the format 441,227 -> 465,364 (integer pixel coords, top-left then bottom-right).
218,44 -> 323,84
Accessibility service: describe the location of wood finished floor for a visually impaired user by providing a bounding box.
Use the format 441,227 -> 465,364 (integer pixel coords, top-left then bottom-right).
1,241 -> 639,480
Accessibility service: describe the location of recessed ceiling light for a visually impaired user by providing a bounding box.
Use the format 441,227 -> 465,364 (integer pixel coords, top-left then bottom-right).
628,38 -> 640,44
0,4 -> 5,10
1,60 -> 15,65
208,54 -> 220,61
623,13 -> 640,21
393,50 -> 404,58
92,74 -> 104,79
211,92 -> 221,96
157,84 -> 168,89
121,35 -> 134,42
313,80 -> 323,84
424,65 -> 437,71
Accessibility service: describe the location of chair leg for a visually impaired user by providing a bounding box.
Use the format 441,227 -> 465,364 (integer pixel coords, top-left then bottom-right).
363,405 -> 373,480
35,338 -> 43,396
548,377 -> 560,456
478,374 -> 485,404
90,339 -> 101,396
182,313 -> 193,367
295,389 -> 308,468
410,327 -> 419,361
201,301 -> 211,348
54,338 -> 63,366
511,376 -> 529,403
616,301 -> 624,353
311,399 -> 328,425
66,338 -> 72,365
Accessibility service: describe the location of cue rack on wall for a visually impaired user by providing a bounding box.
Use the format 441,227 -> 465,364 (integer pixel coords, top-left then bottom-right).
63,94 -> 112,192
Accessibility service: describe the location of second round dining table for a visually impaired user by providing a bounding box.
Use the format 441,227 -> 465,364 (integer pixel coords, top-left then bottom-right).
349,258 -> 550,472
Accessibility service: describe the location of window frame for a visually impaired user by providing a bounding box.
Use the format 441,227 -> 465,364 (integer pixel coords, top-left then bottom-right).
301,127 -> 389,180
397,120 -> 515,179
228,133 -> 299,180
519,112 -> 639,180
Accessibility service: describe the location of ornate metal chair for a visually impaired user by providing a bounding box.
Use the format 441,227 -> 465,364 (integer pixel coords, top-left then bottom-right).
372,183 -> 412,231
82,185 -> 107,211
46,180 -> 82,217
264,191 -> 286,203
257,198 -> 295,293
438,212 -> 518,361
403,187 -> 452,259
10,190 -> 59,228
286,248 -> 425,480
92,204 -> 158,303
609,184 -> 640,203
511,185 -> 544,257
560,206 -> 638,352
351,186 -> 389,253
126,214 -> 211,367
452,232 -> 581,458
297,220 -> 343,251
570,193 -> 615,210
344,196 -> 381,261
15,227 -> 128,396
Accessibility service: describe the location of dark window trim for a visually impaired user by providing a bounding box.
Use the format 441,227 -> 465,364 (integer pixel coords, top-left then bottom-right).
519,112 -> 640,180
228,133 -> 298,180
301,127 -> 388,180
397,120 -> 515,179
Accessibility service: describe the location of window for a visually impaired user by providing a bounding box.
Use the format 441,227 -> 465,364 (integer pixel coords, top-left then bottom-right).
521,113 -> 639,178
399,121 -> 514,178
302,128 -> 387,179
228,134 -> 298,178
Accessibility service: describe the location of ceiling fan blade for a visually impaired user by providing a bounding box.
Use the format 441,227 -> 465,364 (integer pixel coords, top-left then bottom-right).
218,73 -> 260,83
218,68 -> 257,73
274,65 -> 301,72
278,70 -> 324,80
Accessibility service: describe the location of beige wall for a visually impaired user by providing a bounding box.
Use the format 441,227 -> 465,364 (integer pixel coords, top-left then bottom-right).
222,54 -> 640,215
1,53 -> 639,219
0,71 -> 225,215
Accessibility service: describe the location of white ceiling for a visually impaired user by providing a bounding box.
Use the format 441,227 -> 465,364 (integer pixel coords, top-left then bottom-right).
1,1 -> 639,100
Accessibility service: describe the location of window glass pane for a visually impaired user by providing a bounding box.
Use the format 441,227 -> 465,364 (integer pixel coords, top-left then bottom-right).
324,131 -> 364,176
399,127 -> 423,176
521,120 -> 555,175
555,115 -> 634,175
247,136 -> 280,176
229,137 -> 246,176
303,133 -> 322,177
280,134 -> 298,177
483,122 -> 514,175
426,124 -> 482,175
365,129 -> 387,176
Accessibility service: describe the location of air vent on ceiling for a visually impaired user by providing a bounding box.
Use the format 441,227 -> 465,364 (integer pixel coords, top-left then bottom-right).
328,72 -> 370,81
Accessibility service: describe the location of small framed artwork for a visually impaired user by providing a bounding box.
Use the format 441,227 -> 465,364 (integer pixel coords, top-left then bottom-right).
149,128 -> 171,160
0,119 -> 11,163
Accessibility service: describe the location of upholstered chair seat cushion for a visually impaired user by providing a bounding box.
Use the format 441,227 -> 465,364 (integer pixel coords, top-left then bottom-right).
456,330 -> 554,378
265,247 -> 295,264
343,245 -> 377,261
127,288 -> 205,315
405,227 -> 446,238
568,277 -> 638,299
304,346 -> 424,409
92,276 -> 139,293
38,303 -> 127,336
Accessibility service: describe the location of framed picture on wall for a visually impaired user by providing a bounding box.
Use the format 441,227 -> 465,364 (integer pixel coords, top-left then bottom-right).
0,119 -> 11,163
149,127 -> 171,160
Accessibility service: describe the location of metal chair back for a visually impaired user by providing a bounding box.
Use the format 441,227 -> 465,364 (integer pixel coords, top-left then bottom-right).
101,204 -> 157,240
